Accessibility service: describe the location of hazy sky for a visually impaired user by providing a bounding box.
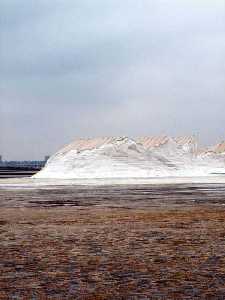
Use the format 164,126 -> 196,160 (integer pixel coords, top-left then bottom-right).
1,0 -> 225,160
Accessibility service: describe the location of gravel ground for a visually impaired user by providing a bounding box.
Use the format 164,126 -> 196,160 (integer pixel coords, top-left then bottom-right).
0,183 -> 225,299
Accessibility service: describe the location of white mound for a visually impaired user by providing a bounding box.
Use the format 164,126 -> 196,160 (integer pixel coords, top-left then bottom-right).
34,136 -> 225,179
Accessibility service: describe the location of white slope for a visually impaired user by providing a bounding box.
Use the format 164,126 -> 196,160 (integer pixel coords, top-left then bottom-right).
34,136 -> 225,179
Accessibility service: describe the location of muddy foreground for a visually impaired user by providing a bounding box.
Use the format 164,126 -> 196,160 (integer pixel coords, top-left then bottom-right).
1,183 -> 225,299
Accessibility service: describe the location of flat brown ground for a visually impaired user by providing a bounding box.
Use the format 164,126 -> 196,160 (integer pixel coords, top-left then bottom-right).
1,184 -> 225,299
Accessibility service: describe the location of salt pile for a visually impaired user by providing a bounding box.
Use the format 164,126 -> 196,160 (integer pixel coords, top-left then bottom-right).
34,136 -> 225,179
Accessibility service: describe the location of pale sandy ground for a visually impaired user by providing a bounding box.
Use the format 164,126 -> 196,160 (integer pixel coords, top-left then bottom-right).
0,175 -> 225,190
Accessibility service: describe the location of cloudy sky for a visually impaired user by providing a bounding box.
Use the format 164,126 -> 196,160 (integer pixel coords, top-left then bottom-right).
1,0 -> 225,160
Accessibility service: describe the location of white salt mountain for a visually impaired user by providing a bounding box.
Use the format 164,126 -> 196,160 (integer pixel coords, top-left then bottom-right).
34,136 -> 225,179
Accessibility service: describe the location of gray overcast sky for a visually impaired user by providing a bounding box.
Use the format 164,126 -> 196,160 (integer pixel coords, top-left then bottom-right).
1,0 -> 225,160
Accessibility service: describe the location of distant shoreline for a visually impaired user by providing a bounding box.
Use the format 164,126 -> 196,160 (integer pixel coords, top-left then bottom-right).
0,167 -> 40,179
